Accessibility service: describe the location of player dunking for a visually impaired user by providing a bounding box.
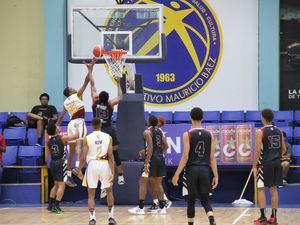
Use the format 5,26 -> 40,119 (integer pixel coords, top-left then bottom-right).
87,67 -> 125,185
129,115 -> 168,214
80,118 -> 116,225
46,122 -> 79,213
252,109 -> 286,225
172,107 -> 218,225
56,59 -> 95,187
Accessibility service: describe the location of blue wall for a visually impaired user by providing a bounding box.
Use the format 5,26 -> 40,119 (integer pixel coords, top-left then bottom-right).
44,0 -> 280,110
259,0 -> 280,110
44,0 -> 67,111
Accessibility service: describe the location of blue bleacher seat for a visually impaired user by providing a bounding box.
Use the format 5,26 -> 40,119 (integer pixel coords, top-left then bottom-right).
279,127 -> 293,143
202,111 -> 221,123
18,146 -> 42,158
85,112 -> 94,124
245,110 -> 262,127
295,111 -> 300,126
173,111 -> 190,123
221,110 -> 244,123
0,112 -> 8,125
3,127 -> 26,145
10,112 -> 27,121
18,146 -> 42,182
27,128 -> 38,145
0,127 -> 2,134
150,111 -> 173,124
2,146 -> 18,165
294,127 -> 300,145
273,110 -> 294,127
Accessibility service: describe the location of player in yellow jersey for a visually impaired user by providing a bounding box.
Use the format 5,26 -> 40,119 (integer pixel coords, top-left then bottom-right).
56,59 -> 96,187
80,118 -> 116,225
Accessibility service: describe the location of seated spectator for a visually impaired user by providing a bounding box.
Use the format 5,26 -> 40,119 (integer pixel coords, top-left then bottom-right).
0,134 -> 6,197
28,93 -> 58,145
281,131 -> 292,184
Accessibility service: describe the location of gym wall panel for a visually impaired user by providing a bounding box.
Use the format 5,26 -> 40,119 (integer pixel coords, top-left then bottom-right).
0,0 -> 44,112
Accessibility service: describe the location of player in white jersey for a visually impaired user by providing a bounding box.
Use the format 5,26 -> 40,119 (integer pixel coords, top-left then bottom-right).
56,59 -> 96,187
80,118 -> 116,225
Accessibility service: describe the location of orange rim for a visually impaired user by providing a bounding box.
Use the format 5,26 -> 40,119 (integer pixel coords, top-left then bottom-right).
103,50 -> 127,61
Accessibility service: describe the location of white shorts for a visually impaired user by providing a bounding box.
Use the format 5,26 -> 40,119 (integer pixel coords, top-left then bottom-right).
67,118 -> 87,142
85,160 -> 112,189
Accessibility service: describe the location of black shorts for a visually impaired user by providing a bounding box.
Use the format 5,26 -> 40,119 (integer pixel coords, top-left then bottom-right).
184,165 -> 212,196
149,155 -> 167,177
258,159 -> 283,188
101,125 -> 119,147
50,159 -> 65,182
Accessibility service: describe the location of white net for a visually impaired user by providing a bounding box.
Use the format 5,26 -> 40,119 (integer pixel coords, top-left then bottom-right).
103,50 -> 127,78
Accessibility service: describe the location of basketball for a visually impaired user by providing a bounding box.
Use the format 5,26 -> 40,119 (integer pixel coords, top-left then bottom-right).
93,45 -> 105,58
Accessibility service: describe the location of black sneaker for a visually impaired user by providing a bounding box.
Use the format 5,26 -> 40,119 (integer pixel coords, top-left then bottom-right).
89,219 -> 96,225
148,203 -> 159,213
66,176 -> 77,187
51,206 -> 64,214
108,217 -> 117,225
47,204 -> 53,211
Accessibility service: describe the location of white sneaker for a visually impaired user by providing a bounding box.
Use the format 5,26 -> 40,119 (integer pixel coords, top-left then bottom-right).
118,175 -> 125,185
165,200 -> 172,209
100,189 -> 107,198
128,206 -> 145,215
158,208 -> 167,214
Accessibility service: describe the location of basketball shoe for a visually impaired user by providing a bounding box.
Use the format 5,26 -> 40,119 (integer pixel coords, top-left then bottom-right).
89,219 -> 96,225
128,206 -> 145,215
108,217 -> 117,225
254,216 -> 268,225
267,217 -> 278,225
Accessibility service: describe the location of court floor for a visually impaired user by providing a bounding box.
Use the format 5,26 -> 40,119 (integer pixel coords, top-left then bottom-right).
0,205 -> 299,225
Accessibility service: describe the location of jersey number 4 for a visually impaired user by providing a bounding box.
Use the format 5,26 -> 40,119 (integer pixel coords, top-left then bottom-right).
195,141 -> 205,157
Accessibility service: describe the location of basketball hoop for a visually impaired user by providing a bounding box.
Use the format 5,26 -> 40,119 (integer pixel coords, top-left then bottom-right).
103,49 -> 127,78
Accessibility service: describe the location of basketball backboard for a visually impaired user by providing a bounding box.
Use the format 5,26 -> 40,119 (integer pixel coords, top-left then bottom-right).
67,4 -> 166,63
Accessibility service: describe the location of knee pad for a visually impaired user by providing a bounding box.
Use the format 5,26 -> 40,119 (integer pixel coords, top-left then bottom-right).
199,193 -> 212,213
113,150 -> 122,166
187,195 -> 196,218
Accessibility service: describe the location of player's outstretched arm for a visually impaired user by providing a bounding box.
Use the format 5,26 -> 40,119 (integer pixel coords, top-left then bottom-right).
88,59 -> 98,103
210,135 -> 218,189
172,132 -> 190,186
144,130 -> 153,174
109,78 -> 122,107
56,107 -> 67,126
78,58 -> 96,99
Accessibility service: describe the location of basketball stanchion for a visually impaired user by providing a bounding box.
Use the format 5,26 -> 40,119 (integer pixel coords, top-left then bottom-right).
232,168 -> 254,207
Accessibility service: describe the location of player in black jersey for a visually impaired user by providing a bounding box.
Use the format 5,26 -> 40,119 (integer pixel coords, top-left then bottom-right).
128,115 -> 169,215
46,122 -> 80,214
78,66 -> 125,185
172,107 -> 218,225
252,109 -> 286,225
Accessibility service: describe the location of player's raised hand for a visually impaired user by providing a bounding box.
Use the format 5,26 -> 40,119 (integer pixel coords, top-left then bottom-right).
83,57 -> 97,72
172,174 -> 179,186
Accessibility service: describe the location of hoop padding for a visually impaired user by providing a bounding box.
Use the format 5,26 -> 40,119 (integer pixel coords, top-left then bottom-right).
103,50 -> 127,78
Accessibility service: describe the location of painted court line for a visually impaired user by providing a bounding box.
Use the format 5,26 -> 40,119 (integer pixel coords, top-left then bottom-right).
232,208 -> 250,225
